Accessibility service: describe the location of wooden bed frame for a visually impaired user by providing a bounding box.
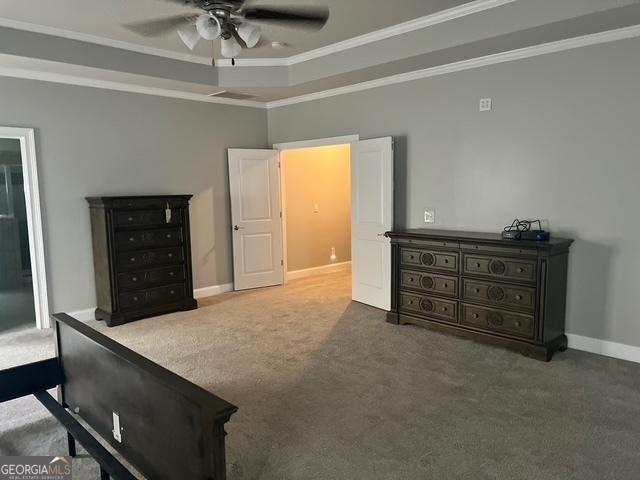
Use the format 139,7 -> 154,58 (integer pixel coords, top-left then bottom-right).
0,313 -> 238,480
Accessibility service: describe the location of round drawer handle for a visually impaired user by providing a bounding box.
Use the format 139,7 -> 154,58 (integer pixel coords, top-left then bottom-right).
444,259 -> 449,264
408,300 -> 414,305
129,237 -> 135,242
130,257 -> 136,262
132,277 -> 137,282
474,288 -> 480,293
472,313 -> 479,319
409,277 -> 414,282
515,321 -> 522,327
515,295 -> 522,301
443,283 -> 448,288
127,217 -> 133,222
517,267 -> 524,273
167,234 -> 172,238
168,253 -> 173,257
409,255 -> 415,260
475,263 -> 481,268
133,296 -> 139,301
441,307 -> 447,312
169,272 -> 174,276
170,290 -> 175,294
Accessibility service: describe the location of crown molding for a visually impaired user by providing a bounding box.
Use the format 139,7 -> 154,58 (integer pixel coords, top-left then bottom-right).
2,24 -> 639,111
0,65 -> 265,108
266,24 -> 640,108
0,17 -> 212,65
1,0 -> 516,69
283,0 -> 518,66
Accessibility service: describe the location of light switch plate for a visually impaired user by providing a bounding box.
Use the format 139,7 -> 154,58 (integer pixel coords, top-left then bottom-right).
479,97 -> 492,112
424,210 -> 435,223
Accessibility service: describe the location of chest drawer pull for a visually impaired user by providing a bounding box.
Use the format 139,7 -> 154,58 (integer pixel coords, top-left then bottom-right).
130,257 -> 136,262
129,237 -> 135,242
515,295 -> 522,300
472,313 -> 479,319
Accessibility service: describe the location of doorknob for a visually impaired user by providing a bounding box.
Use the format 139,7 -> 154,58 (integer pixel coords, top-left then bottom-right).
233,225 -> 245,231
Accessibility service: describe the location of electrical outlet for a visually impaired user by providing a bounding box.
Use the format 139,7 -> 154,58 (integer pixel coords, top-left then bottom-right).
479,97 -> 492,112
424,210 -> 435,224
313,203 -> 319,213
112,412 -> 122,443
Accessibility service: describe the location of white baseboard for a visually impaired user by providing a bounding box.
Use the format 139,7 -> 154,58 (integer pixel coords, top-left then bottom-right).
567,334 -> 640,364
63,283 -> 235,322
287,261 -> 351,281
193,282 -> 234,299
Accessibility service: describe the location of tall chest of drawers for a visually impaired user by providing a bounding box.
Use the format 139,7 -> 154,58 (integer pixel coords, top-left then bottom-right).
386,229 -> 573,361
87,196 -> 198,326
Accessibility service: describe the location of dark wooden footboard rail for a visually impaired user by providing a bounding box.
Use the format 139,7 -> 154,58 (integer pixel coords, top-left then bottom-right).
0,313 -> 238,480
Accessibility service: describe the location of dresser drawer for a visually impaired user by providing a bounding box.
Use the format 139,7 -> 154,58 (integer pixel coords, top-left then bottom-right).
115,228 -> 183,250
118,266 -> 185,291
119,291 -> 148,310
399,291 -> 458,323
462,279 -> 535,312
149,284 -> 186,306
118,284 -> 186,311
114,209 -> 182,228
460,304 -> 534,339
400,247 -> 458,273
400,270 -> 457,297
117,247 -> 184,271
463,254 -> 536,283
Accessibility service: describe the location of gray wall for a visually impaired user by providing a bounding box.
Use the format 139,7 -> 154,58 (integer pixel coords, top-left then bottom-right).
0,77 -> 268,312
268,37 -> 640,348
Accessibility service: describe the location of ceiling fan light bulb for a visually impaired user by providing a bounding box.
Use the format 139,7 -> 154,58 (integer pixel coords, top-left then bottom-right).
195,14 -> 221,40
221,36 -> 242,58
237,23 -> 261,48
177,26 -> 200,50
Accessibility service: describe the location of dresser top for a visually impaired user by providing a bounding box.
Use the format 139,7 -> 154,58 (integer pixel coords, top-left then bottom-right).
386,228 -> 573,250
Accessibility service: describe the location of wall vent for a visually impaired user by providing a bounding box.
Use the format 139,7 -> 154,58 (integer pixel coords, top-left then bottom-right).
208,90 -> 257,100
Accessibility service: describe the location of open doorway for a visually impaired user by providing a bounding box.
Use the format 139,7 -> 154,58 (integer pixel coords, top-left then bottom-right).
228,135 -> 393,310
0,128 -> 48,333
280,144 -> 352,282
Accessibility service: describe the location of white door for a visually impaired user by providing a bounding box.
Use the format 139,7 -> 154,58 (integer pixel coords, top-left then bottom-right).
351,137 -> 394,310
228,149 -> 283,290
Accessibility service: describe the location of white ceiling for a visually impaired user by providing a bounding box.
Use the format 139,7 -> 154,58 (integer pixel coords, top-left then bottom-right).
0,0 -> 471,59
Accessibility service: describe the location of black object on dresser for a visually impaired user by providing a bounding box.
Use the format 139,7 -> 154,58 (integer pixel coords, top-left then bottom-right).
386,229 -> 573,361
87,196 -> 197,326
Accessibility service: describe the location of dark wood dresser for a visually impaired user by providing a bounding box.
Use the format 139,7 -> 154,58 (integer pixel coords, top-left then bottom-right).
87,196 -> 197,326
386,229 -> 573,361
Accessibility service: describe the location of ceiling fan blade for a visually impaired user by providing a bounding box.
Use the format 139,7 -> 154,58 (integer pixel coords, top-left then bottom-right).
242,6 -> 329,30
123,14 -> 197,37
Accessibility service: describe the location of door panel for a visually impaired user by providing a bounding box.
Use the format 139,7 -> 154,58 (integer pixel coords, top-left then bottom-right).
228,149 -> 283,291
351,137 -> 393,310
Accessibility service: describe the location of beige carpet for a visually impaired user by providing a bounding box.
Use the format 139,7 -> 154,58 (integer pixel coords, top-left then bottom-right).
2,271 -> 640,479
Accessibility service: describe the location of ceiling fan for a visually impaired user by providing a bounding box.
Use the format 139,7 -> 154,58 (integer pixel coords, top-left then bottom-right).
124,0 -> 330,65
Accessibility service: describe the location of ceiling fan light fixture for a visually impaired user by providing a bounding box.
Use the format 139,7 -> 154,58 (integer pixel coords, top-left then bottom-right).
237,23 -> 261,48
221,36 -> 242,58
177,25 -> 201,50
195,14 -> 221,40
